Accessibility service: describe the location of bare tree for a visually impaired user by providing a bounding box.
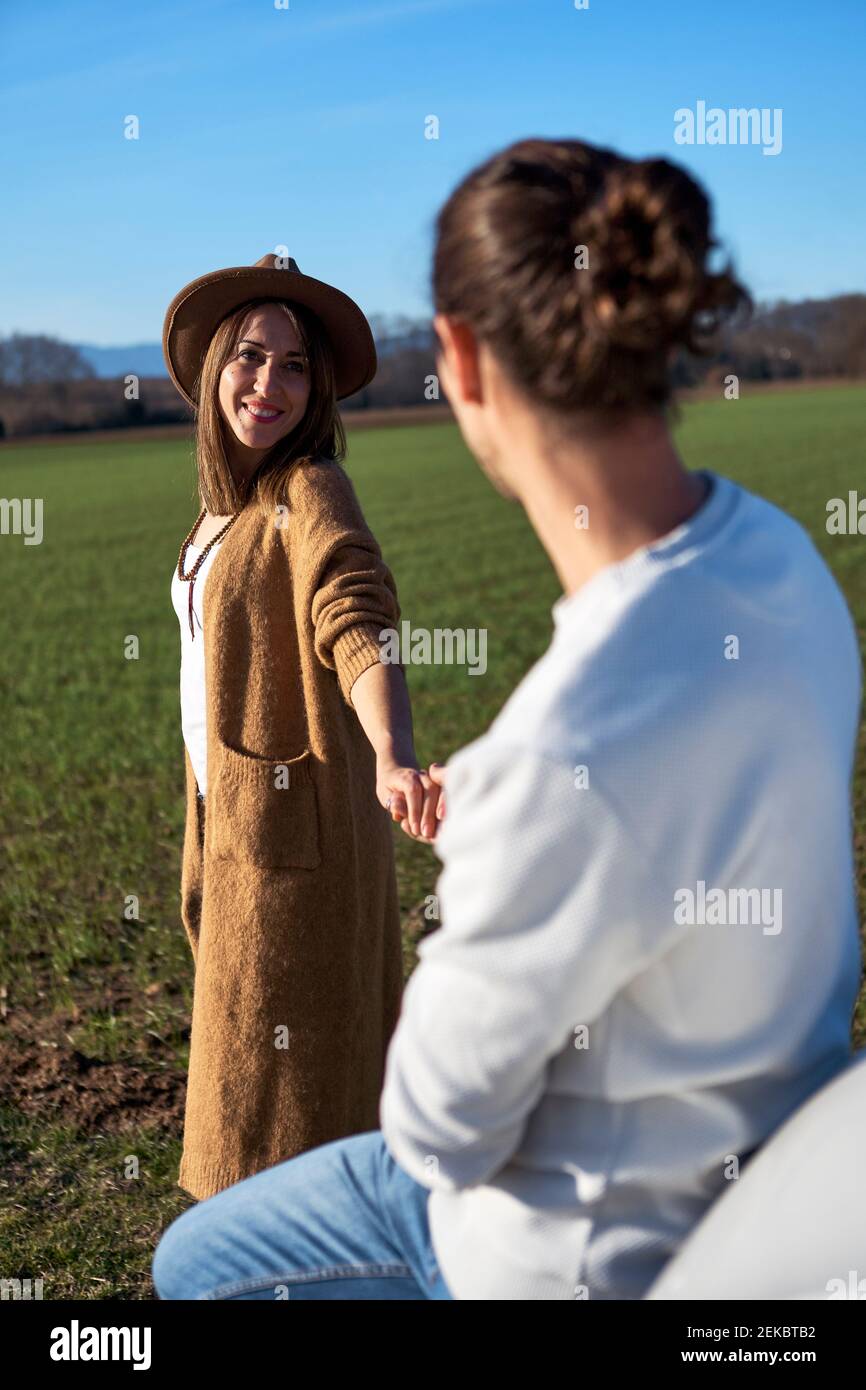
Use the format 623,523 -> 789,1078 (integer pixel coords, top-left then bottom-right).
0,333 -> 96,385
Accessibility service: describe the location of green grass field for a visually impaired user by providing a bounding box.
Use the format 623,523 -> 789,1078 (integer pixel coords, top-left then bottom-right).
1,384 -> 865,1298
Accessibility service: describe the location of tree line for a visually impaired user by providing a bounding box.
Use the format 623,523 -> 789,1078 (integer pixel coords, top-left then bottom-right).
1,295 -> 864,438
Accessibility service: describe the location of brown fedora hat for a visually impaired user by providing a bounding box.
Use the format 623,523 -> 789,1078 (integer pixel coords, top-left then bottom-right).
162,251 -> 377,407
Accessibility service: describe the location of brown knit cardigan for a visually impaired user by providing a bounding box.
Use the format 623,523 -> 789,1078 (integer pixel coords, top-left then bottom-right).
177,458 -> 404,1201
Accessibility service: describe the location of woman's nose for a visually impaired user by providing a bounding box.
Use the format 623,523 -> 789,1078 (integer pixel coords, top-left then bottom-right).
254,360 -> 280,396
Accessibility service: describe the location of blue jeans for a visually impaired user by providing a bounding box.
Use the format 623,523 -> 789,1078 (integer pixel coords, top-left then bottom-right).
152,1130 -> 454,1300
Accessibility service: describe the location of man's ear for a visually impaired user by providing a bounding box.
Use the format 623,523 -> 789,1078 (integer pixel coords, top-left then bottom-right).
433,313 -> 483,405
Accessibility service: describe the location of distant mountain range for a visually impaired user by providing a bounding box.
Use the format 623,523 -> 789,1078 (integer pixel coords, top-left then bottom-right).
71,297 -> 866,388
73,319 -> 435,379
74,343 -> 169,378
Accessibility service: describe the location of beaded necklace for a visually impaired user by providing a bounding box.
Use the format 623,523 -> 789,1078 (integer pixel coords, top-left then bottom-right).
177,507 -> 241,640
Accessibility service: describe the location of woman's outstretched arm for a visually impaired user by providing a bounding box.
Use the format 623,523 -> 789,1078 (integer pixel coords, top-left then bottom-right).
350,660 -> 441,842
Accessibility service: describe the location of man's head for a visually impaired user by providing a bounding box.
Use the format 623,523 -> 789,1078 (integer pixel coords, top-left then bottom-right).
431,137 -> 750,501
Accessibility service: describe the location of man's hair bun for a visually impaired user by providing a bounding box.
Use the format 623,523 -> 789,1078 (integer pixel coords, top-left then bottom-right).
581,158 -> 747,355
432,138 -> 751,414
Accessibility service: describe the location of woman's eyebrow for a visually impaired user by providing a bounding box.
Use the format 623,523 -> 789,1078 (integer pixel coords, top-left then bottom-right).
238,338 -> 304,357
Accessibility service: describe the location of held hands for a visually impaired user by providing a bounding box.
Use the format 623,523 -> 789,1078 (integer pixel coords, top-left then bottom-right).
376,760 -> 447,845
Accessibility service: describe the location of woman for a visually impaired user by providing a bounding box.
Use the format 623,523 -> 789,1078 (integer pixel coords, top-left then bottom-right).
154,143 -> 861,1300
164,252 -> 441,1201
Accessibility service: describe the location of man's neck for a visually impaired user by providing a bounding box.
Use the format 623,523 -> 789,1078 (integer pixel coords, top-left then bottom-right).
510,416 -> 709,599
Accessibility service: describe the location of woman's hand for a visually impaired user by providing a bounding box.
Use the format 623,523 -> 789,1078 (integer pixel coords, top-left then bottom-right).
380,761 -> 447,844
377,759 -> 443,842
348,661 -> 446,842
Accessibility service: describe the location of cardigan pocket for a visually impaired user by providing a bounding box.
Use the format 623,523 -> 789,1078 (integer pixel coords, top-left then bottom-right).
208,742 -> 322,870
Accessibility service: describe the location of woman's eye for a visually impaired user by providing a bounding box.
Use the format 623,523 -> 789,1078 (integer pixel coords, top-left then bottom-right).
237,350 -> 303,371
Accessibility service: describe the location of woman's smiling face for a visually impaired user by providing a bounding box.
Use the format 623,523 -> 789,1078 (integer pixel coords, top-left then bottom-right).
217,303 -> 312,469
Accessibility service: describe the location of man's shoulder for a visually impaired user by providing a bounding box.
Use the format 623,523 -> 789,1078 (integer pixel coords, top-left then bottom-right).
484,624 -> 628,768
434,724 -> 653,905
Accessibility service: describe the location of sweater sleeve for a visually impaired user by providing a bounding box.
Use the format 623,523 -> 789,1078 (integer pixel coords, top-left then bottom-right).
290,461 -> 402,707
311,541 -> 401,706
379,740 -> 667,1192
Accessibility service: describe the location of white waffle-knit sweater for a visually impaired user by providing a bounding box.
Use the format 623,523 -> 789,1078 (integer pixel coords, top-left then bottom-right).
380,470 -> 863,1300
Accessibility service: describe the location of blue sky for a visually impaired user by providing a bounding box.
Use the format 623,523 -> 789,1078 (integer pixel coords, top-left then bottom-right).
1,0 -> 864,345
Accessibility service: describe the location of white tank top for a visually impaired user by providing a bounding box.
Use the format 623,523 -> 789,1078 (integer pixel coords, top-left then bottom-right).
170,542 -> 221,796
